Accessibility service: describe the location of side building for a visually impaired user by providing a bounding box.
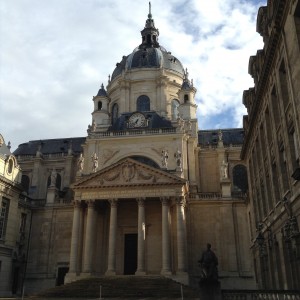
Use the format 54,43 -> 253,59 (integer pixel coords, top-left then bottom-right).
0,134 -> 31,296
242,0 -> 300,290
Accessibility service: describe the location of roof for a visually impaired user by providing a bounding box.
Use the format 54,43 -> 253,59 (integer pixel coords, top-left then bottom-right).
198,128 -> 244,146
13,129 -> 244,156
111,47 -> 185,81
96,83 -> 107,97
13,137 -> 86,156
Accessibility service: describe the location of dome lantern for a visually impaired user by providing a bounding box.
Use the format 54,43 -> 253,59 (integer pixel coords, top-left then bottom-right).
139,2 -> 160,49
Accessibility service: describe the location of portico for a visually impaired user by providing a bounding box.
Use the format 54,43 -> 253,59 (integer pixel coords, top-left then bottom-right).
65,158 -> 189,284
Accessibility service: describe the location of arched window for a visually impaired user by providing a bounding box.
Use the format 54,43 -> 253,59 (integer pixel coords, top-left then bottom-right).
137,95 -> 150,112
112,103 -> 119,125
130,156 -> 159,169
232,164 -> 248,193
21,175 -> 30,194
147,34 -> 151,44
184,94 -> 189,103
98,101 -> 102,110
171,99 -> 180,120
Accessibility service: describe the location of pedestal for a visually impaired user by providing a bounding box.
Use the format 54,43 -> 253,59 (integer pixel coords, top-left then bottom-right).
46,186 -> 58,204
199,280 -> 222,300
221,179 -> 231,198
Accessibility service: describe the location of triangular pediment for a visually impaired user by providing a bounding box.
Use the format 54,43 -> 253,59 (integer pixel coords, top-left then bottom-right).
73,158 -> 186,190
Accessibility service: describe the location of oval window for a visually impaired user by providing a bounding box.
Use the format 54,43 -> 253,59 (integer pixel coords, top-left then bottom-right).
7,158 -> 14,174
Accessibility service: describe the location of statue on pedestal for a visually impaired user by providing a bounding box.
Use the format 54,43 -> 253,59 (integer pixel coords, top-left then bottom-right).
91,153 -> 98,173
50,168 -> 57,187
174,149 -> 182,170
220,160 -> 228,179
199,243 -> 218,282
161,149 -> 168,168
77,153 -> 84,172
198,243 -> 221,299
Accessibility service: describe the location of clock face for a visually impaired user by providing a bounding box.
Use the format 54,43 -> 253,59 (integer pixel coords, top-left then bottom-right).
128,113 -> 147,128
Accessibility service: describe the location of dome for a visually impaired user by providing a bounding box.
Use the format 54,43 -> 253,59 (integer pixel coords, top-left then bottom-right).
111,46 -> 184,81
111,4 -> 185,81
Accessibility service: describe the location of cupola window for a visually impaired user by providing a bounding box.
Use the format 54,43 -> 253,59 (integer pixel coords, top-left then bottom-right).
172,99 -> 180,120
137,95 -> 150,112
98,101 -> 102,110
112,103 -> 119,125
184,94 -> 189,103
7,158 -> 13,174
147,34 -> 151,44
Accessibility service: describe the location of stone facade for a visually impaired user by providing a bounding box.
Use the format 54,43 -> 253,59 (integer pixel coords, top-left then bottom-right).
242,0 -> 300,290
0,134 -> 31,297
7,2 -> 300,296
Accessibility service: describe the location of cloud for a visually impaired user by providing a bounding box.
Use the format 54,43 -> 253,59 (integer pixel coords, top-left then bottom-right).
0,0 -> 265,150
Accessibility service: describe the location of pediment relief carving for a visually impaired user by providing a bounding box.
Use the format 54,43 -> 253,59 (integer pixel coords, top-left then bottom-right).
74,158 -> 185,189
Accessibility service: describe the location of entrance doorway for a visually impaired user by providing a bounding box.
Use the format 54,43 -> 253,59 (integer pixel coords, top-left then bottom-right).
56,267 -> 69,286
124,233 -> 137,275
12,267 -> 20,294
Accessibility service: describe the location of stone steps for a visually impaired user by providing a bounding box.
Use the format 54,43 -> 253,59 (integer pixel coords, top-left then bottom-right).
31,276 -> 200,299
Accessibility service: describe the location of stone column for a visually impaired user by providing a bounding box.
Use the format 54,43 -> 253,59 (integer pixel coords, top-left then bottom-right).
106,199 -> 118,275
176,196 -> 187,273
161,197 -> 172,275
82,200 -> 96,274
68,200 -> 81,274
136,198 -> 146,275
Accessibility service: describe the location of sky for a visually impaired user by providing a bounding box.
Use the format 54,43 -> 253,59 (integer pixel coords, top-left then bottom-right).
0,0 -> 266,151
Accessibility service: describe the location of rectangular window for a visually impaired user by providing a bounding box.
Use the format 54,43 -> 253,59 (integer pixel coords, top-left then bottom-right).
278,60 -> 290,111
271,87 -> 280,130
0,198 -> 10,240
279,147 -> 289,194
293,131 -> 299,162
294,2 -> 300,49
19,213 -> 27,233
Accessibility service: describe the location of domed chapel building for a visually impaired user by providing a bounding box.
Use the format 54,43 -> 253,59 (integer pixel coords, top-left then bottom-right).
10,4 -> 255,294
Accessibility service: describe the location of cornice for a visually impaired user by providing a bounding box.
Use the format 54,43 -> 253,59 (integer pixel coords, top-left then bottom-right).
241,0 -> 289,159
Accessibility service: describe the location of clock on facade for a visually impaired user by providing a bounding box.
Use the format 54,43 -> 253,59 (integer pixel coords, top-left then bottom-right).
128,112 -> 147,128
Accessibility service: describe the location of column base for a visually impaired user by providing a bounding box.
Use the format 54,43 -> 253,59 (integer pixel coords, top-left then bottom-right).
161,270 -> 172,276
105,270 -> 116,276
64,272 -> 77,284
135,270 -> 146,275
80,272 -> 93,278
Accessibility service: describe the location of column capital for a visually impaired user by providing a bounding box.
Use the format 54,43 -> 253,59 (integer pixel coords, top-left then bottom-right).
137,197 -> 146,206
73,200 -> 81,208
86,199 -> 95,208
160,197 -> 170,206
109,198 -> 118,207
175,196 -> 186,207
